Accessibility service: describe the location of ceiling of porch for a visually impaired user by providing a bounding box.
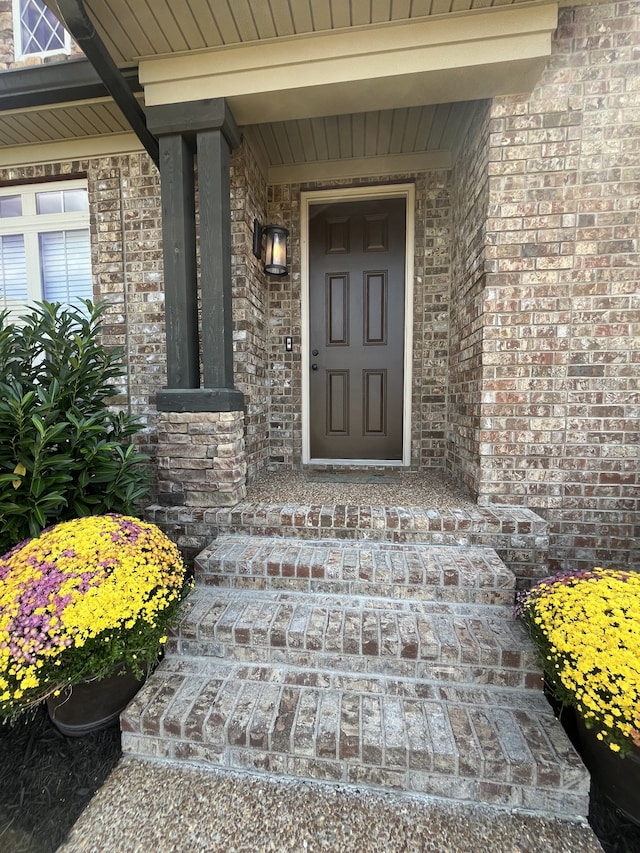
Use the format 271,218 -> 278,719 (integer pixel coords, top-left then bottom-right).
0,100 -> 130,147
243,102 -> 474,182
0,94 -> 472,177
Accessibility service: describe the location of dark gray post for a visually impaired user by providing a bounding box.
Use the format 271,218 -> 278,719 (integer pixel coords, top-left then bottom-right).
197,128 -> 234,390
147,98 -> 243,412
158,134 -> 199,390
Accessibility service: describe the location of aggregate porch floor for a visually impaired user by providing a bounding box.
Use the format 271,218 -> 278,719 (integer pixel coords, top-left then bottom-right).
245,468 -> 478,510
58,758 -> 603,853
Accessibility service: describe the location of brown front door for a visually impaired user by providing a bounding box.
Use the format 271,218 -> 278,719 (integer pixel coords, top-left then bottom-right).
309,196 -> 406,460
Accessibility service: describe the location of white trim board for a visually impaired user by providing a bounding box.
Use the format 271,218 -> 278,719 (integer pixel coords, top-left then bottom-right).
267,151 -> 451,186
0,133 -> 143,169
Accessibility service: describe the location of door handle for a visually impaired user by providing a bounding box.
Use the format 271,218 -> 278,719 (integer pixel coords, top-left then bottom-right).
311,363 -> 318,370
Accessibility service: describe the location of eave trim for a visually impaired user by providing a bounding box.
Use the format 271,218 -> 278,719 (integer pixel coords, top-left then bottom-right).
0,60 -> 141,112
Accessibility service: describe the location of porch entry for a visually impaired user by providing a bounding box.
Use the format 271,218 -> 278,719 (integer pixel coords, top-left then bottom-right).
307,196 -> 406,461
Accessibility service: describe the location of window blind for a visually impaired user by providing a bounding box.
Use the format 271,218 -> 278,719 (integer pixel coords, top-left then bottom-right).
39,229 -> 92,305
0,234 -> 28,314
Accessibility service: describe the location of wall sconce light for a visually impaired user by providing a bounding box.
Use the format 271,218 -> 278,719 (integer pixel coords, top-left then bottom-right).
252,218 -> 289,276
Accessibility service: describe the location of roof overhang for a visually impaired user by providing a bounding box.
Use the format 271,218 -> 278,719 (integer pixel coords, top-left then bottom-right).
2,2 -> 559,177
139,5 -> 558,124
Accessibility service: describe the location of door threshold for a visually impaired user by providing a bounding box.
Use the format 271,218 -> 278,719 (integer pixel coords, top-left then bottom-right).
307,459 -> 406,467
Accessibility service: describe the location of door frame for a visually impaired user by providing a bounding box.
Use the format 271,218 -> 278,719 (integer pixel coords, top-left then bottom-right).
301,183 -> 415,466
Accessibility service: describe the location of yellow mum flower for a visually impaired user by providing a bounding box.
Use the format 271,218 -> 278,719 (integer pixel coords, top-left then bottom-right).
519,567 -> 640,755
0,514 -> 188,723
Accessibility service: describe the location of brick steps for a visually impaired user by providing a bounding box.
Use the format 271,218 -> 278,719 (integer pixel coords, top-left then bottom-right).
147,502 -> 550,586
121,535 -> 590,820
169,587 -> 541,689
196,535 -> 516,605
121,657 -> 588,819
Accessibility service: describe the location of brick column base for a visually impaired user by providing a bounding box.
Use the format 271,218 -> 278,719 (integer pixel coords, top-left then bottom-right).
157,411 -> 246,507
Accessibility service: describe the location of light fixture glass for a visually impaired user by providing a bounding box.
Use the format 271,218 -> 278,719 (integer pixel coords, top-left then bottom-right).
253,218 -> 289,276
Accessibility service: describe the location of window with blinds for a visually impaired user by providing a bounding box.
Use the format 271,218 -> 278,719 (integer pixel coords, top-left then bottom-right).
0,181 -> 92,321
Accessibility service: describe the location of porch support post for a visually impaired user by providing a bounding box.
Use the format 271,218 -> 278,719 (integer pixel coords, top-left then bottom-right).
147,97 -> 243,413
198,128 -> 234,391
158,134 -> 199,390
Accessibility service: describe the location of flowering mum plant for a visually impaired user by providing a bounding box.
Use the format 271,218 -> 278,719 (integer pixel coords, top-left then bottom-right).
0,514 -> 190,722
517,568 -> 640,755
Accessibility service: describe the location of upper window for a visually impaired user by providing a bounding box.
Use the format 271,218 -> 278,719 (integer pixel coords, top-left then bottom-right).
13,0 -> 70,60
0,181 -> 92,321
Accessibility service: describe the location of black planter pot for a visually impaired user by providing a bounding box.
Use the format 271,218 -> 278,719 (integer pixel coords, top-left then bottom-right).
46,669 -> 145,737
542,674 -> 580,748
575,714 -> 640,824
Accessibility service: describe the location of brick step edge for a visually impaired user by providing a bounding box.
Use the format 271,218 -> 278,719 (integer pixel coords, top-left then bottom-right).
202,504 -> 549,537
146,504 -> 550,585
121,659 -> 589,821
195,536 -> 516,605
168,588 -> 541,689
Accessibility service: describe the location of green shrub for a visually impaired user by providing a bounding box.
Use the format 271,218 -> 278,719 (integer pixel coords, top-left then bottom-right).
0,301 -> 150,555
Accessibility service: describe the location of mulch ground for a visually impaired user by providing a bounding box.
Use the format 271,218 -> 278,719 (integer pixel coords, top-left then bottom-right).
589,782 -> 640,853
0,707 -> 120,853
0,706 -> 639,853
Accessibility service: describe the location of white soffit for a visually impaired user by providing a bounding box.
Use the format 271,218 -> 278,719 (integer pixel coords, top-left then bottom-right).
242,101 -> 472,182
139,5 -> 558,123
0,99 -> 132,146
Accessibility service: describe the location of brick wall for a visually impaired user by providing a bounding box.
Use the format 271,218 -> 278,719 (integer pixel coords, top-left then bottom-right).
265,171 -> 451,471
416,173 -> 451,468
479,1 -> 639,570
90,155 -> 165,484
230,140 -> 270,481
448,101 -> 492,498
265,181 -> 300,468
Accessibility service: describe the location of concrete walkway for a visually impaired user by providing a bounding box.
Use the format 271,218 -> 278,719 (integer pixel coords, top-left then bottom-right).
58,758 -> 603,853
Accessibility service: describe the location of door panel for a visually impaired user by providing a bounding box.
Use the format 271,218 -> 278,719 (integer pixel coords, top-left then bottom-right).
327,370 -> 349,435
309,197 -> 405,460
364,271 -> 387,345
327,274 -> 349,344
363,369 -> 386,435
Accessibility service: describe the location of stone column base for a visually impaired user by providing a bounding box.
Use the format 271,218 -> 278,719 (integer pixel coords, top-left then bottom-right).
157,410 -> 246,507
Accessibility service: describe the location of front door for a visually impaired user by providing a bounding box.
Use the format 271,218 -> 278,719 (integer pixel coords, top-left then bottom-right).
308,196 -> 406,460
